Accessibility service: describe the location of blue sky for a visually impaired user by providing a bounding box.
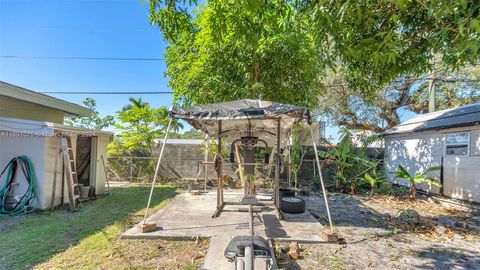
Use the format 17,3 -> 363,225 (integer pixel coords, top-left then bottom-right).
0,0 -> 340,139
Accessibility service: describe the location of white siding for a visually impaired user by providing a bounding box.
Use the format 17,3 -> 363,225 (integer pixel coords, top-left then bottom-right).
0,125 -> 110,209
384,132 -> 442,194
470,130 -> 480,156
43,136 -> 65,208
0,134 -> 46,209
443,156 -> 480,202
385,127 -> 480,203
93,135 -> 109,195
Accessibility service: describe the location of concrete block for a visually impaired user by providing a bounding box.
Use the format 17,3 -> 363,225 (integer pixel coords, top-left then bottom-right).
138,223 -> 157,233
320,230 -> 338,242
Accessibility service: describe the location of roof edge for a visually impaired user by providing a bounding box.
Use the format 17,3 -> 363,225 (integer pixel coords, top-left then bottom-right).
0,81 -> 91,117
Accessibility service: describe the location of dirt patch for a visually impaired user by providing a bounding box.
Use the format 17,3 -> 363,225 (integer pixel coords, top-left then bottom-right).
277,194 -> 480,270
35,238 -> 208,270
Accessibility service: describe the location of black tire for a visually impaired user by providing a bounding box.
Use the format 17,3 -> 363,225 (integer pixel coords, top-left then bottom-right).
279,188 -> 295,197
280,197 -> 305,214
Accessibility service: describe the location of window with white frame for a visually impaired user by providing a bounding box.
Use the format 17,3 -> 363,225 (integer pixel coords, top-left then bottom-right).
445,132 -> 470,156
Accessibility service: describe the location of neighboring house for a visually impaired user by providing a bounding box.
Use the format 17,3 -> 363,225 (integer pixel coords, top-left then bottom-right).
0,81 -> 112,209
384,103 -> 480,203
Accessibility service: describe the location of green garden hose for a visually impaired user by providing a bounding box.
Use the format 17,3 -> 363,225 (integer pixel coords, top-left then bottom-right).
0,156 -> 38,216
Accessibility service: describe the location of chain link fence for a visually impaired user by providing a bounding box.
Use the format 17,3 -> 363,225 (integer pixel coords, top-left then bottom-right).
106,155 -> 332,184
107,156 -> 158,182
106,156 -> 231,183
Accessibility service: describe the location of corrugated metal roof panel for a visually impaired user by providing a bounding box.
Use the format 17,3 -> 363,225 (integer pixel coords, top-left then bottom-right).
385,103 -> 480,135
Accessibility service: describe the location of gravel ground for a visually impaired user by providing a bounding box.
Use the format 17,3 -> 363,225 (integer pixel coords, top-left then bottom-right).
277,193 -> 480,270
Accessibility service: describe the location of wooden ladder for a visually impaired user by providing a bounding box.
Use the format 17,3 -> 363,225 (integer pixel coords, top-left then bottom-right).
60,136 -> 80,210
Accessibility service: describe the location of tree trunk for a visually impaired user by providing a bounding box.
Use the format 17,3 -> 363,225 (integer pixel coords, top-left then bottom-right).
411,184 -> 417,200
335,168 -> 341,190
368,185 -> 375,199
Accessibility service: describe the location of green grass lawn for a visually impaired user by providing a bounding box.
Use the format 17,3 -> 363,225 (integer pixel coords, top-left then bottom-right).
0,184 -> 207,269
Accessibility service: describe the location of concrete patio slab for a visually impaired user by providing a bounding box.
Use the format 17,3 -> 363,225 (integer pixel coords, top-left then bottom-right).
122,192 -> 326,241
121,192 -> 329,269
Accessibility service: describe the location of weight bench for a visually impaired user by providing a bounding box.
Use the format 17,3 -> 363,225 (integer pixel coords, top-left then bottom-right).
224,235 -> 270,261
224,196 -> 274,270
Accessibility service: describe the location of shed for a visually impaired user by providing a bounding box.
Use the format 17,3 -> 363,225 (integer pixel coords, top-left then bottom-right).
0,81 -> 113,210
384,103 -> 480,203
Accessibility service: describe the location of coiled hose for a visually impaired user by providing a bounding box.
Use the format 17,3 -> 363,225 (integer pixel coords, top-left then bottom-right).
0,156 -> 38,216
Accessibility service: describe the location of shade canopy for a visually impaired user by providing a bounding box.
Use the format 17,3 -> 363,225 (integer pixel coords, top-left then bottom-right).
169,99 -> 311,146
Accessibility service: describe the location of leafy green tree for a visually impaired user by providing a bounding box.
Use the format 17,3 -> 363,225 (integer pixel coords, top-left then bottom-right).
410,65 -> 480,113
65,97 -> 114,130
303,0 -> 480,92
174,128 -> 204,139
391,165 -> 442,200
316,65 -> 480,132
150,0 -> 479,97
159,1 -> 323,107
319,127 -> 374,193
111,98 -> 182,157
288,124 -> 309,188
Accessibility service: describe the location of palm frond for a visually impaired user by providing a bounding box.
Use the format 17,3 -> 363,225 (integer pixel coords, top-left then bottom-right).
364,173 -> 376,186
419,166 -> 441,176
392,165 -> 413,181
414,177 -> 442,187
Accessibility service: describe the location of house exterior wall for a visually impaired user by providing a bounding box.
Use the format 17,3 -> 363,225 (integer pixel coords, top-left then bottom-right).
93,135 -> 109,195
0,96 -> 65,124
385,126 -> 480,203
1,117 -> 111,210
443,156 -> 480,202
384,131 -> 443,194
43,136 -> 64,208
0,134 -> 46,209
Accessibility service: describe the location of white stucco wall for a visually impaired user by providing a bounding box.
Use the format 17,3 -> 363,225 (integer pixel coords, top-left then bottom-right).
93,135 -> 110,195
42,134 -> 110,207
384,131 -> 443,195
43,136 -> 68,207
1,117 -> 112,210
385,127 -> 480,203
443,156 -> 480,202
0,134 -> 46,209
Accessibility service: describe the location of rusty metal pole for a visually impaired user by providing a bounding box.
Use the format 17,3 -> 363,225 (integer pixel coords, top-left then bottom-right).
275,119 -> 281,209
217,120 -> 223,210
204,133 -> 209,192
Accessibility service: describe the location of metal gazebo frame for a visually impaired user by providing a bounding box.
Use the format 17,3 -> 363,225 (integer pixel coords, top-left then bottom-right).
142,99 -> 333,232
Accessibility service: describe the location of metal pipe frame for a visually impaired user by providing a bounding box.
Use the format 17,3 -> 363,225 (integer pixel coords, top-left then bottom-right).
212,120 -> 224,218
309,124 -> 334,233
142,118 -> 173,224
274,119 -> 281,210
